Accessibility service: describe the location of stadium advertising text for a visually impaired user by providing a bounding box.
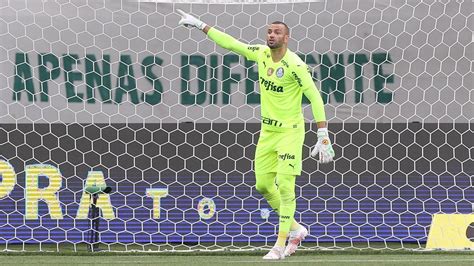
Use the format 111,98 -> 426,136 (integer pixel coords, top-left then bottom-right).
0,159 -> 216,220
11,52 -> 394,105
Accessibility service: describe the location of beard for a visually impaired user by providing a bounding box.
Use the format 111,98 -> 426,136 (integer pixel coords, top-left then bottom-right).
266,39 -> 281,49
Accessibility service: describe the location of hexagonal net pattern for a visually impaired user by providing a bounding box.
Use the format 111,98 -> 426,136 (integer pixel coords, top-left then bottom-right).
0,0 -> 472,252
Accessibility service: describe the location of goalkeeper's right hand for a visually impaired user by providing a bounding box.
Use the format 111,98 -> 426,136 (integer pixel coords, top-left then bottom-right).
177,9 -> 207,30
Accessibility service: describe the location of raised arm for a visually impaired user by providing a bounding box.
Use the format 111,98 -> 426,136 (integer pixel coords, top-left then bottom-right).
177,9 -> 261,61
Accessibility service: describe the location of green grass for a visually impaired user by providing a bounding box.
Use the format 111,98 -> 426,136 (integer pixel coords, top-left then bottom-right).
1,244 -> 473,265
0,241 -> 429,253
0,253 -> 473,266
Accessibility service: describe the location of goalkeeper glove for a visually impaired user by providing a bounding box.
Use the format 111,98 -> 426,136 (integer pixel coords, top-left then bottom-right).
311,128 -> 335,164
177,9 -> 207,30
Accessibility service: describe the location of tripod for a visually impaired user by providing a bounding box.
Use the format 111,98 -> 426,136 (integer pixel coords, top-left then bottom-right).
88,194 -> 100,252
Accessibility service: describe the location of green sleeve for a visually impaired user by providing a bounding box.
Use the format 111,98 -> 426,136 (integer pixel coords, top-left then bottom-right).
304,85 -> 326,122
294,64 -> 326,122
207,27 -> 262,61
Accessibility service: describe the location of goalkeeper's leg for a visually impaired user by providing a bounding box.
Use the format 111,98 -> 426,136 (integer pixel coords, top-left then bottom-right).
255,172 -> 301,231
256,172 -> 301,260
275,173 -> 297,246
255,130 -> 303,259
276,128 -> 307,257
277,173 -> 308,257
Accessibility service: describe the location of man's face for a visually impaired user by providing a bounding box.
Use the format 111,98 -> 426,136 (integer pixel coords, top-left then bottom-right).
266,24 -> 288,49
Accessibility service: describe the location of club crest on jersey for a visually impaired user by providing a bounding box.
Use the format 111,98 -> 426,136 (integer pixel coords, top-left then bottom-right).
267,68 -> 274,76
276,67 -> 284,78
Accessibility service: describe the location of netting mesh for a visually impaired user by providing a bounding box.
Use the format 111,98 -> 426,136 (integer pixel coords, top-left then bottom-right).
0,0 -> 472,252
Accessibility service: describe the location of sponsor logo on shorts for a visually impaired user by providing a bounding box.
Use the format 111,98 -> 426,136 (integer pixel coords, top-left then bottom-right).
262,116 -> 282,127
279,153 -> 295,161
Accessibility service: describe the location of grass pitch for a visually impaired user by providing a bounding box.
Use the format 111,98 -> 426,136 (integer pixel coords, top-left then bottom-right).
1,251 -> 473,266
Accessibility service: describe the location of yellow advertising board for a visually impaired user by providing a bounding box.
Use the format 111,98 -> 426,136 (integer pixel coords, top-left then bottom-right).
426,214 -> 474,250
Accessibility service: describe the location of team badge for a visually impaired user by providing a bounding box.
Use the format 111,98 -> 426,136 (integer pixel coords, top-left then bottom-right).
276,67 -> 284,78
197,197 -> 216,220
267,67 -> 274,76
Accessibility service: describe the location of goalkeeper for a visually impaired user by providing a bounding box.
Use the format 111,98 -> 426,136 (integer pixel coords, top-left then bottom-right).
178,10 -> 335,260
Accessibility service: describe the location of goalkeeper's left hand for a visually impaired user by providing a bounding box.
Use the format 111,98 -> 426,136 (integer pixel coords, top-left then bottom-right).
311,128 -> 335,163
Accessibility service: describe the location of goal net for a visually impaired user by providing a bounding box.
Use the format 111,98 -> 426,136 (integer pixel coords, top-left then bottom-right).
0,0 -> 472,252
